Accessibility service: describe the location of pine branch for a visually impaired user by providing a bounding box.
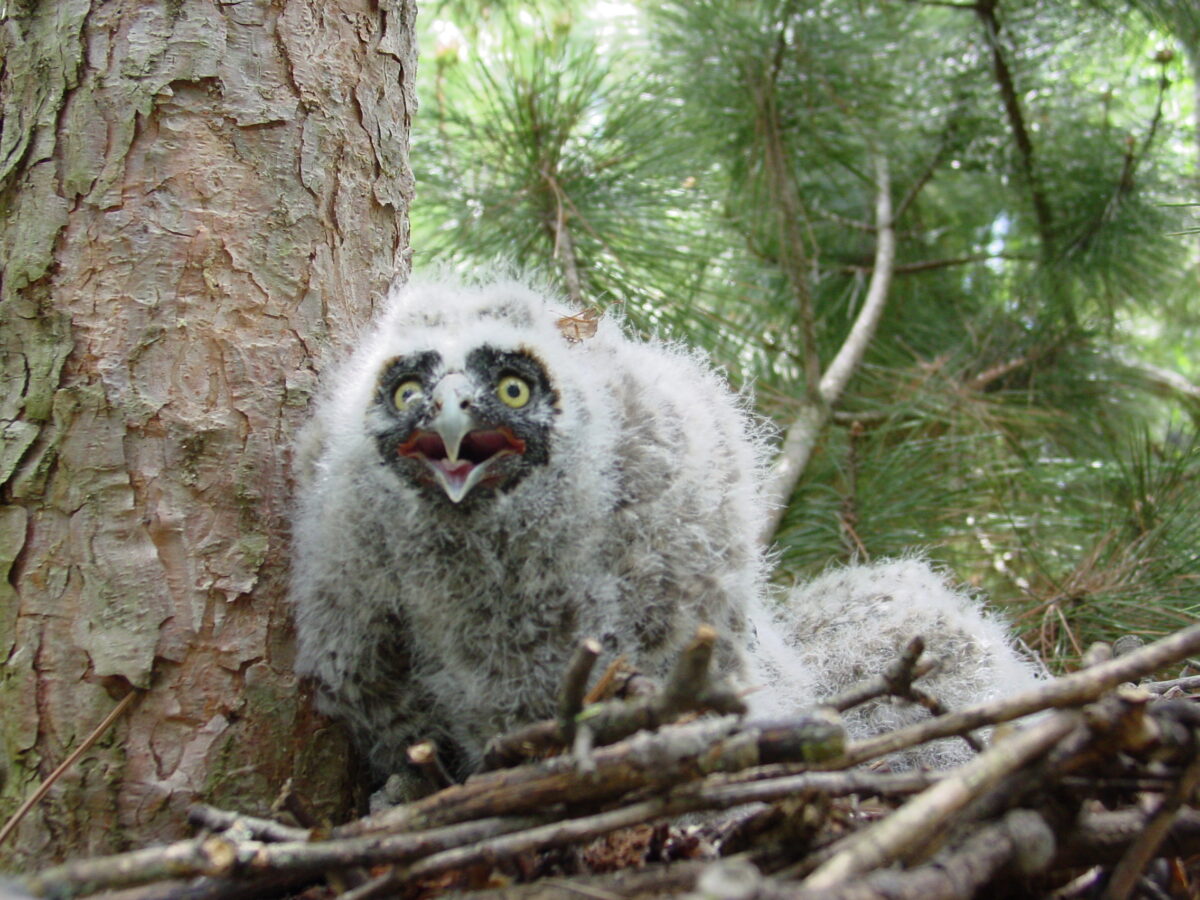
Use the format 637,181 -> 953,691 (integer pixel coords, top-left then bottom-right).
975,0 -> 1056,255
753,48 -> 820,401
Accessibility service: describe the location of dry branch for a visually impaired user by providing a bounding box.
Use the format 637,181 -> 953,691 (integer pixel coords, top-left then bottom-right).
803,710 -> 1077,889
760,152 -> 897,543
19,622 -> 1200,900
0,689 -> 141,849
185,806 -> 310,844
840,622 -> 1200,766
482,628 -> 745,772
344,712 -> 845,839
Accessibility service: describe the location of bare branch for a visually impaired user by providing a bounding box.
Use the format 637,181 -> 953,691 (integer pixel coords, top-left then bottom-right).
186,806 -> 311,844
26,815 -> 543,900
21,624 -> 1200,900
803,710 -> 1077,889
839,252 -> 1028,276
761,153 -> 895,543
975,0 -> 1055,253
752,68 -> 820,400
819,154 -> 896,403
841,622 -> 1200,766
823,637 -> 936,713
482,628 -> 745,771
558,638 -> 601,744
345,714 -> 843,838
1101,738 -> 1200,899
408,741 -> 456,793
540,169 -> 586,305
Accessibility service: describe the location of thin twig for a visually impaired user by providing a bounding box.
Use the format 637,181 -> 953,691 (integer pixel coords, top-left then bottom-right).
26,815 -> 546,899
785,809 -> 1056,900
840,623 -> 1200,766
187,805 -> 311,844
1101,730 -> 1200,900
824,637 -> 935,712
975,0 -> 1055,254
408,741 -> 455,793
1143,673 -> 1200,695
0,687 -> 141,848
558,638 -> 601,744
483,630 -> 743,772
344,714 -> 843,839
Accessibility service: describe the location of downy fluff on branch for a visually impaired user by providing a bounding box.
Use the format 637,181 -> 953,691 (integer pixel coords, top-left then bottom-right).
289,274 -> 1040,796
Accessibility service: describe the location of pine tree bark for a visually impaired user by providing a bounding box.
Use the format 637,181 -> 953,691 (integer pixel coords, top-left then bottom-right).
0,0 -> 416,864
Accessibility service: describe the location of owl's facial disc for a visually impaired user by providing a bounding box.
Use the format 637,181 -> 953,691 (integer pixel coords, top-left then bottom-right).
395,374 -> 527,503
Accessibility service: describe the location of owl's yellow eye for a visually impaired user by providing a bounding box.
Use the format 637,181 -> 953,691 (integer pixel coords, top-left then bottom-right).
393,379 -> 424,410
497,375 -> 531,408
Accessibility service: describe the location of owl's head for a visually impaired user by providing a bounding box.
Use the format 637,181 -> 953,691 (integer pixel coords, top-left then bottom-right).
370,343 -> 559,503
352,276 -> 580,506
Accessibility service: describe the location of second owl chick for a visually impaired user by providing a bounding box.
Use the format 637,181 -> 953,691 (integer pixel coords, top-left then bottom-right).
748,556 -> 1044,768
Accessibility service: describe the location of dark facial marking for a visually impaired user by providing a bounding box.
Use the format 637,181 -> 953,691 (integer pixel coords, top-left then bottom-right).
465,346 -> 558,408
460,347 -> 557,471
372,347 -> 559,503
376,351 -> 443,415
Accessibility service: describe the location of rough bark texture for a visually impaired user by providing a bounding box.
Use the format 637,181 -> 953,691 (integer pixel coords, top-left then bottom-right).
0,0 -> 416,865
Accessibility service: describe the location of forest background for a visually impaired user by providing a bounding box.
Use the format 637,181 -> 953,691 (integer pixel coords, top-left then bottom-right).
413,0 -> 1200,669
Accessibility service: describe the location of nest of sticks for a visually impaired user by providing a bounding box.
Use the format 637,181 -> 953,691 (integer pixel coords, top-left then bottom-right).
21,623 -> 1200,900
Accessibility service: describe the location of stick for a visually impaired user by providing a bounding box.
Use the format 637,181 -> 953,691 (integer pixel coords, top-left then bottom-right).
0,688 -> 141,848
25,815 -> 544,899
408,741 -> 455,793
1101,736 -> 1200,900
823,637 -> 937,712
840,623 -> 1200,766
343,713 -> 842,837
186,805 -> 311,844
557,638 -> 601,744
803,710 -> 1078,889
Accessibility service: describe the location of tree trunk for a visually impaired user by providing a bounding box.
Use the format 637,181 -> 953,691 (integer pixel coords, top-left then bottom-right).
0,0 -> 416,865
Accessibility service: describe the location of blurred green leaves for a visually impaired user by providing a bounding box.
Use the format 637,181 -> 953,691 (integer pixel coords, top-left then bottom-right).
411,0 -> 1200,663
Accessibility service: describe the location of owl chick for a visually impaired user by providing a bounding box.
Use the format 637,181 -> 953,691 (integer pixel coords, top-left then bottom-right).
291,274 -> 1043,795
289,274 -> 769,792
747,557 -> 1044,768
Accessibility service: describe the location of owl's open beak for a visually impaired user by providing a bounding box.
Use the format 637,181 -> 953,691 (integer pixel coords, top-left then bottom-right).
396,375 -> 526,503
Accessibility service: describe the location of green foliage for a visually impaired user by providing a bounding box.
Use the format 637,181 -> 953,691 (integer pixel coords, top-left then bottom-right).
979,429 -> 1200,661
412,10 -> 714,327
411,0 -> 1200,662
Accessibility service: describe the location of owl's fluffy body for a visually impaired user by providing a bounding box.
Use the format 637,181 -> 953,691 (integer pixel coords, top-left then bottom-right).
292,275 -> 1043,789
291,277 -> 768,779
